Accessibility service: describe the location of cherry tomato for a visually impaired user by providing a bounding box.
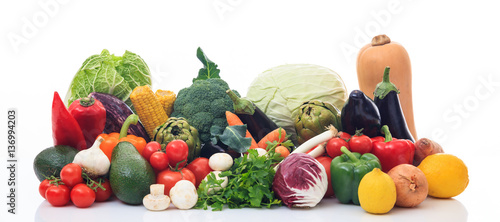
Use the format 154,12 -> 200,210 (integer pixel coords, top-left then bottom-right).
371,136 -> 385,143
45,184 -> 70,207
60,163 -> 83,188
165,140 -> 189,168
316,156 -> 334,197
92,178 -> 113,202
142,141 -> 162,161
39,179 -> 55,199
157,168 -> 196,195
150,151 -> 169,171
349,134 -> 372,154
186,157 -> 212,187
326,138 -> 349,158
71,183 -> 96,208
338,132 -> 351,141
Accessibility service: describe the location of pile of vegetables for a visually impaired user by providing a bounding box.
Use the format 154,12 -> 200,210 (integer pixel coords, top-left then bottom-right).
33,36 -> 469,215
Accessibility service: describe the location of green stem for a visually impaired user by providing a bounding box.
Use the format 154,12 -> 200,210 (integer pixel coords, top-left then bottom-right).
226,89 -> 255,115
341,146 -> 359,163
373,66 -> 400,99
354,128 -> 364,136
119,114 -> 139,139
380,125 -> 393,142
79,97 -> 95,107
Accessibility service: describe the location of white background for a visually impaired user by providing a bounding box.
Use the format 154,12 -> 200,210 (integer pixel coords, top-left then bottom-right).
1,0 -> 499,221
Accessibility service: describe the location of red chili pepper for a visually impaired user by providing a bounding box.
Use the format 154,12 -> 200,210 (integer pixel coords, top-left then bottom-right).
68,96 -> 106,148
371,125 -> 415,172
52,92 -> 86,151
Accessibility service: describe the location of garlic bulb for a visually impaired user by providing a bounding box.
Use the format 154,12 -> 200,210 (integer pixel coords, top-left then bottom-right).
73,136 -> 110,178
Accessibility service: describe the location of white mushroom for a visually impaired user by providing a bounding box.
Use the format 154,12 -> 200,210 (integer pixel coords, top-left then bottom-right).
208,153 -> 233,171
254,148 -> 267,157
143,184 -> 170,211
169,180 -> 198,210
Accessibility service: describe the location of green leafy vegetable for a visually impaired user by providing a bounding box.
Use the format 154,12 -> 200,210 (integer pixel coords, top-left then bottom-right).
195,149 -> 283,211
193,47 -> 220,82
210,125 -> 251,153
64,49 -> 151,108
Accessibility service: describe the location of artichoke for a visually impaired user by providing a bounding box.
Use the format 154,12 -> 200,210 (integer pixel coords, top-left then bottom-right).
153,117 -> 201,162
294,100 -> 342,145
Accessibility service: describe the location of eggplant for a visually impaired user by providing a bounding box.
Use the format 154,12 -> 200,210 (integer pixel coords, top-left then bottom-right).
373,67 -> 415,142
341,90 -> 381,138
226,89 -> 278,142
89,92 -> 150,142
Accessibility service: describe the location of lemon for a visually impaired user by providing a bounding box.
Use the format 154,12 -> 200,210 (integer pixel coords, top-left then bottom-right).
358,168 -> 396,214
418,153 -> 469,198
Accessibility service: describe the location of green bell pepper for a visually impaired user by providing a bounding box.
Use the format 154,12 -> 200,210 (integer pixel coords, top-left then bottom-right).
331,146 -> 381,205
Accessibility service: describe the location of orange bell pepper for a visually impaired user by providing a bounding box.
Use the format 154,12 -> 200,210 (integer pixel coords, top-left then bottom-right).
99,114 -> 147,161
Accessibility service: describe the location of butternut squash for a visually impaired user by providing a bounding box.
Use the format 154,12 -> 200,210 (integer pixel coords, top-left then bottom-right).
356,34 -> 417,139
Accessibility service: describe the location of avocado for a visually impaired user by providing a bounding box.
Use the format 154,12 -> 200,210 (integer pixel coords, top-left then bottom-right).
109,141 -> 155,205
33,145 -> 78,182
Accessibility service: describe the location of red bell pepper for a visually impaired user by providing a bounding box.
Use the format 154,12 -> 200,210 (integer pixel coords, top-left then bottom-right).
68,96 -> 106,148
371,125 -> 415,172
52,91 -> 86,151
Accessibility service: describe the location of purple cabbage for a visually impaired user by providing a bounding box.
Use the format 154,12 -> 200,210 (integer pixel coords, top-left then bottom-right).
272,153 -> 328,208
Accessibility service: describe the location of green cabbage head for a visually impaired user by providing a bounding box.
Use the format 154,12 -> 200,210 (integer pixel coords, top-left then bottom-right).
64,49 -> 151,109
246,64 -> 347,144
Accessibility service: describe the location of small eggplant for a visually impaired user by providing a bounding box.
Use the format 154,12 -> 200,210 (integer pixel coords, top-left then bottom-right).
89,92 -> 150,142
226,89 -> 278,142
341,90 -> 381,138
374,67 -> 415,142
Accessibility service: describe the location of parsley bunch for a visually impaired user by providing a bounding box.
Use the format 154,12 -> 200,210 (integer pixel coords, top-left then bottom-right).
195,149 -> 283,211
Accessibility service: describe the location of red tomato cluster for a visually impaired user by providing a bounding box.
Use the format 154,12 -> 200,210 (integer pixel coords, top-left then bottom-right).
142,140 -> 214,195
39,163 -> 112,208
325,132 -> 374,158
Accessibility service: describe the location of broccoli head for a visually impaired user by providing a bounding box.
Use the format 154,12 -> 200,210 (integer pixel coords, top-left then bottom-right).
171,78 -> 240,144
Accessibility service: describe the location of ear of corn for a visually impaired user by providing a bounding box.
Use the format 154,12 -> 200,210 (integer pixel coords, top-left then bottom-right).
155,90 -> 176,117
130,85 -> 169,139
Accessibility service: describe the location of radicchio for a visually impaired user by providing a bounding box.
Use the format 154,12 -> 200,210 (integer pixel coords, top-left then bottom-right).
272,153 -> 328,208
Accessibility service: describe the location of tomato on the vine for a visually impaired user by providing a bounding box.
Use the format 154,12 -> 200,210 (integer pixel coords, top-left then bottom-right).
338,132 -> 351,141
150,151 -> 169,171
71,183 -> 96,208
39,179 -> 53,199
371,136 -> 385,143
326,137 -> 349,158
142,141 -> 162,161
349,133 -> 372,154
45,184 -> 70,207
165,140 -> 189,168
92,178 -> 113,202
186,157 -> 212,187
60,163 -> 83,188
156,168 -> 196,195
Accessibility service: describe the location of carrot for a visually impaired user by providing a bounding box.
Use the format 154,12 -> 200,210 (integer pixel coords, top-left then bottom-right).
258,128 -> 287,150
225,111 -> 258,148
275,146 -> 290,158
